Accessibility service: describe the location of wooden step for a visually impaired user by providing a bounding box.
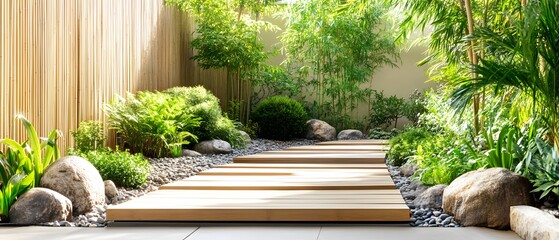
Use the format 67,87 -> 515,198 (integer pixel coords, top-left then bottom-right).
199,167 -> 390,176
159,178 -> 397,190
285,145 -> 388,151
259,150 -> 383,154
233,153 -> 386,164
218,163 -> 388,169
316,140 -> 389,145
106,190 -> 409,222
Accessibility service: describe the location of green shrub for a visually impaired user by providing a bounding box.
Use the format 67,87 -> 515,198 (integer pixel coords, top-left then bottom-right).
369,90 -> 406,129
411,134 -> 481,185
164,86 -> 246,148
368,128 -> 401,140
105,91 -> 200,158
387,127 -> 431,166
71,121 -> 106,152
252,96 -> 308,140
0,115 -> 61,220
75,150 -> 150,188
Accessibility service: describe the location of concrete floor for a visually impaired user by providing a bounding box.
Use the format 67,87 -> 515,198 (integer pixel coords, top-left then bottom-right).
0,225 -> 521,240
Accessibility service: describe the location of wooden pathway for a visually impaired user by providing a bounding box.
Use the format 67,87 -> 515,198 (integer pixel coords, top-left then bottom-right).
106,139 -> 409,222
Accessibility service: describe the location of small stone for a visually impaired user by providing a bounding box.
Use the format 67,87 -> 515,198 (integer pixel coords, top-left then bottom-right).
440,214 -> 449,220
449,223 -> 456,227
442,218 -> 452,226
428,218 -> 436,224
410,217 -> 417,222
53,221 -> 60,227
433,211 -> 441,217
415,209 -> 424,216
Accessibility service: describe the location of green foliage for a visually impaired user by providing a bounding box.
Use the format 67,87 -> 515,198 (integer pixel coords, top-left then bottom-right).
404,89 -> 427,125
387,127 -> 431,166
282,0 -> 398,130
105,91 -> 200,158
481,125 -> 525,171
165,0 -> 279,123
73,150 -> 150,188
165,86 -> 247,148
252,96 -> 308,140
368,90 -> 406,129
412,134 -> 481,185
367,128 -> 401,140
523,139 -> 559,200
0,115 -> 60,220
451,0 -> 559,149
71,121 -> 106,152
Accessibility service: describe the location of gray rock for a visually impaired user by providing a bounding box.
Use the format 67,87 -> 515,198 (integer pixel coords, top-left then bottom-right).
337,129 -> 364,140
40,156 -> 105,215
182,149 -> 202,157
305,119 -> 336,141
194,140 -> 233,154
239,130 -> 251,143
414,184 -> 447,209
9,188 -> 72,225
400,162 -> 418,177
104,180 -> 118,198
443,168 -> 534,229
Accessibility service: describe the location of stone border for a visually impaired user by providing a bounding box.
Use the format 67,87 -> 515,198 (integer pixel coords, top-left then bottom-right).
510,205 -> 559,240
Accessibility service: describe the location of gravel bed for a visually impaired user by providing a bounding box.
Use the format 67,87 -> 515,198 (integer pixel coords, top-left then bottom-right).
46,139 -> 316,227
388,164 -> 462,227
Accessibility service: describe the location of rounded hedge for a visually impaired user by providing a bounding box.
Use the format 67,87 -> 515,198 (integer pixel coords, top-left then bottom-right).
251,96 -> 308,140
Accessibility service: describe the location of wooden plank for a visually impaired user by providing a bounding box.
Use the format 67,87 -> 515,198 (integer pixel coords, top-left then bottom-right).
316,140 -> 389,145
233,153 -> 386,164
218,163 -> 388,169
159,180 -> 396,190
285,145 -> 389,151
199,168 -> 390,176
107,208 -> 409,222
259,150 -> 383,154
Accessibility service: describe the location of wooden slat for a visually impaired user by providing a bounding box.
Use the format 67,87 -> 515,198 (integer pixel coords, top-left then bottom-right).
316,140 -> 389,145
233,153 -> 386,164
159,180 -> 396,190
199,167 -> 390,176
259,150 -> 383,154
285,145 -> 389,151
218,163 -> 388,169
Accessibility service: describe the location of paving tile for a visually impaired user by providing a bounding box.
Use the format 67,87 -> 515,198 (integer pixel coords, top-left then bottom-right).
186,226 -> 321,240
0,226 -> 81,240
63,226 -> 199,240
317,226 -> 522,240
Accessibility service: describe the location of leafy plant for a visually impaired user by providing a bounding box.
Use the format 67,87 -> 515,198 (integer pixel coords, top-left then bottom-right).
105,91 -> 200,158
369,90 -> 406,129
0,115 -> 61,221
387,127 -> 431,166
73,149 -> 150,188
481,125 -> 524,171
282,0 -> 398,130
165,86 -> 247,148
523,139 -> 559,200
412,134 -> 481,185
251,96 -> 308,140
367,128 -> 401,140
71,121 -> 106,152
404,89 -> 427,125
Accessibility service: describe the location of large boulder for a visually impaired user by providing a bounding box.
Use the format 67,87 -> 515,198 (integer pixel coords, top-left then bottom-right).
414,184 -> 447,209
194,140 -> 232,154
337,129 -> 364,140
9,188 -> 72,224
305,119 -> 336,141
443,168 -> 534,229
40,156 -> 105,215
182,149 -> 202,157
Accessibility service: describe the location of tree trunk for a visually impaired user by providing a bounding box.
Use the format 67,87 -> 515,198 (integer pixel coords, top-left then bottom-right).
463,0 -> 481,133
